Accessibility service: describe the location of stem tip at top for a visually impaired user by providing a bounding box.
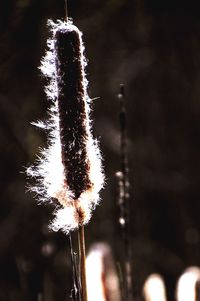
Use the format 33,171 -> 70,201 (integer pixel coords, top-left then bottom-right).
65,0 -> 69,21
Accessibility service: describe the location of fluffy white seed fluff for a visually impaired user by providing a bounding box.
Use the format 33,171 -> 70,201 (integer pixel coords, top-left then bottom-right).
27,19 -> 104,234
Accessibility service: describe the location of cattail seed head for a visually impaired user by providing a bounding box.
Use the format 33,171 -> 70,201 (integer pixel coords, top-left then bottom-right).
55,25 -> 92,200
27,19 -> 104,233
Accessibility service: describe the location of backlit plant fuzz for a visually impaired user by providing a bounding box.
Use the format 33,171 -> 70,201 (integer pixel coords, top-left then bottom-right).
27,19 -> 104,233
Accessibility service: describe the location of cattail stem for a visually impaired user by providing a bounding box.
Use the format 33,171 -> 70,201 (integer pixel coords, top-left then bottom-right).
65,0 -> 69,21
78,225 -> 88,301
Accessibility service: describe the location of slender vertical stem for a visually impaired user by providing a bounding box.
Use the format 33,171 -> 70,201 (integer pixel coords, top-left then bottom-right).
65,0 -> 68,21
78,225 -> 88,301
69,233 -> 80,301
117,84 -> 133,301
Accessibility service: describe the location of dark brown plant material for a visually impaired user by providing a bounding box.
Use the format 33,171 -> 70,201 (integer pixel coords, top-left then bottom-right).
27,20 -> 104,234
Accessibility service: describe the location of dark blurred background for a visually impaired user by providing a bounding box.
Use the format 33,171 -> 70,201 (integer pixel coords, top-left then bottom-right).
1,0 -> 200,300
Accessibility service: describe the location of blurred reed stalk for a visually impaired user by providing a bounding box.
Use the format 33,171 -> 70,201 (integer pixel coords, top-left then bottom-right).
143,274 -> 167,301
116,84 -> 133,301
86,243 -> 120,301
176,267 -> 200,301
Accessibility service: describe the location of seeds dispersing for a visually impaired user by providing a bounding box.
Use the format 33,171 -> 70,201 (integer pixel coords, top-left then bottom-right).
27,19 -> 104,234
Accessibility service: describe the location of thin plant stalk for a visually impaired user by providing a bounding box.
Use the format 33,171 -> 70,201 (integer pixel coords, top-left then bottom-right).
65,0 -> 69,21
116,84 -> 133,301
78,225 -> 88,301
69,233 -> 81,301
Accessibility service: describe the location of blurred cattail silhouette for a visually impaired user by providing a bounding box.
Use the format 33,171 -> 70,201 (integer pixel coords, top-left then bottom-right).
27,19 -> 104,234
176,266 -> 200,301
143,274 -> 167,301
86,243 -> 120,301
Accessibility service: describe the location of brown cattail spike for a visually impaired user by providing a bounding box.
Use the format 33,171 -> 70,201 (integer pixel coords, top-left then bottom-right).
55,28 -> 92,200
